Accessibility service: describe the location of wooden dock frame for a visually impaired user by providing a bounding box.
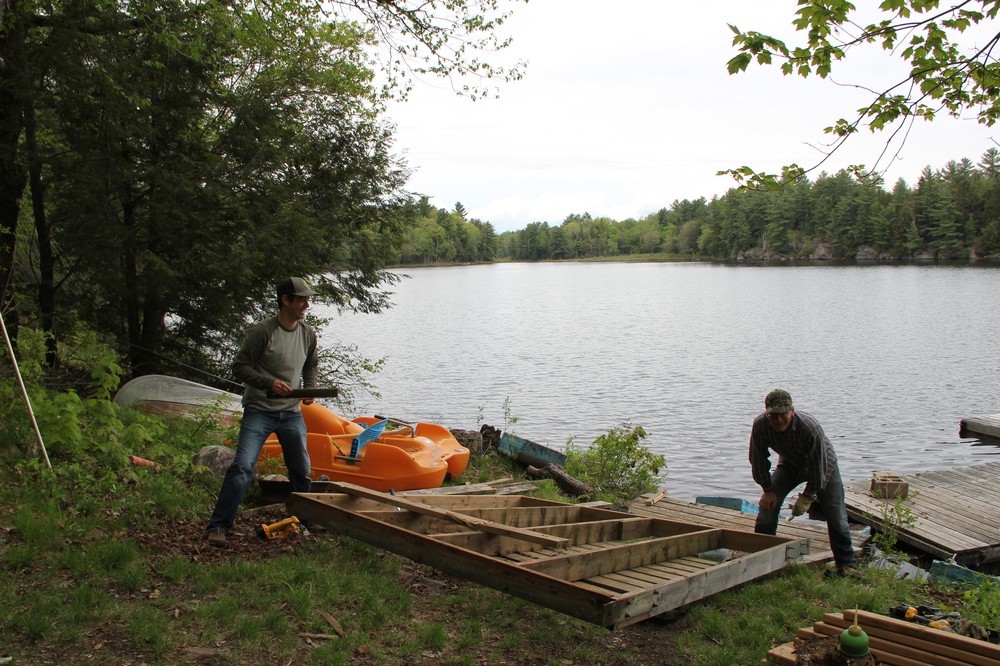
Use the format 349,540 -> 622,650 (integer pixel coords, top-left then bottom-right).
288,483 -> 809,629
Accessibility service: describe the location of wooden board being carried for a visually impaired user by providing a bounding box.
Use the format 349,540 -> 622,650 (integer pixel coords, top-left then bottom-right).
288,483 -> 809,629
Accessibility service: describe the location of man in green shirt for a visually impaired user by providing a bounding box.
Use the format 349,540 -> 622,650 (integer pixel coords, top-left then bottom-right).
206,277 -> 320,547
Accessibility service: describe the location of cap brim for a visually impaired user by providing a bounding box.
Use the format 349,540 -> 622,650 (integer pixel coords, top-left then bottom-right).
765,406 -> 790,414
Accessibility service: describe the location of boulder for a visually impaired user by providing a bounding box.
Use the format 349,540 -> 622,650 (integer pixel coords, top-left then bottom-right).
811,242 -> 835,260
193,445 -> 234,476
855,245 -> 878,261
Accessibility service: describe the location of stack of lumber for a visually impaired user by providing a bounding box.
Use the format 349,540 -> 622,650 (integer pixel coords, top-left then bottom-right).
767,609 -> 1000,665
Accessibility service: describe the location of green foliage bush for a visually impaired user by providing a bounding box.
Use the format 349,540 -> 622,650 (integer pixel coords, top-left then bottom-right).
1,326 -> 227,538
564,424 -> 666,505
962,579 -> 1000,629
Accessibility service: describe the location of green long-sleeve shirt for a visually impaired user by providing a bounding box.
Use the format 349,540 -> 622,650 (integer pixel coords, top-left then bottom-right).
232,316 -> 318,412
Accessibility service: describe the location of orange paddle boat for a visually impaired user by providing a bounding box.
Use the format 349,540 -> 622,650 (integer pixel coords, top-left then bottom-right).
114,375 -> 469,492
259,401 -> 470,492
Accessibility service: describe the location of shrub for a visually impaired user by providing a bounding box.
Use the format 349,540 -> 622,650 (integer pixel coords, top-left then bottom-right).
564,424 -> 666,505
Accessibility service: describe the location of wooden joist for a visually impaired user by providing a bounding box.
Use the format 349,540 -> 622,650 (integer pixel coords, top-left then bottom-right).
288,488 -> 808,628
628,493 -> 869,565
767,609 -> 1000,665
324,482 -> 569,548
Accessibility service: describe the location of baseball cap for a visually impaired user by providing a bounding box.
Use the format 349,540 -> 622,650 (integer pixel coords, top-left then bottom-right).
277,277 -> 318,298
764,389 -> 793,414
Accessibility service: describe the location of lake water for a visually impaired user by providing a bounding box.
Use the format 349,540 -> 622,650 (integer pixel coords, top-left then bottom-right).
316,262 -> 1000,502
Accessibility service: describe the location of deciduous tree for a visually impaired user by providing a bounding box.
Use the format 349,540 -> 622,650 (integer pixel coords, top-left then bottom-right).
725,1 -> 1000,188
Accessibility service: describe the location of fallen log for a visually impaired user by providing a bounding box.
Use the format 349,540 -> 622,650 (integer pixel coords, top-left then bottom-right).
526,463 -> 593,497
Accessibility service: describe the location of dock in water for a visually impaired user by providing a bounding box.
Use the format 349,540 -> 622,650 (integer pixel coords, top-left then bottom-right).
629,494 -> 869,565
844,461 -> 1000,568
959,413 -> 1000,439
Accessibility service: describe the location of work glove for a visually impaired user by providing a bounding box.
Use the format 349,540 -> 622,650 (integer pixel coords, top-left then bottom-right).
790,492 -> 815,517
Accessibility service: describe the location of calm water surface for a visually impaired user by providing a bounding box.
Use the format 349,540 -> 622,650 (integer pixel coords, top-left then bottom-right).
316,263 -> 1000,501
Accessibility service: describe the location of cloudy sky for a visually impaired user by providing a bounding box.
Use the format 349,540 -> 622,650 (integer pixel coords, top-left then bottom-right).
383,1 -> 999,233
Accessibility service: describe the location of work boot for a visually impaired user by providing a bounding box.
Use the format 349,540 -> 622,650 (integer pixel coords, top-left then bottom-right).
824,563 -> 860,579
206,527 -> 227,548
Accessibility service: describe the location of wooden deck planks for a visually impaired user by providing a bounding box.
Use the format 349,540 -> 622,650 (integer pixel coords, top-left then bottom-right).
844,462 -> 1000,566
848,487 -> 987,549
628,494 -> 869,565
960,413 -> 1000,439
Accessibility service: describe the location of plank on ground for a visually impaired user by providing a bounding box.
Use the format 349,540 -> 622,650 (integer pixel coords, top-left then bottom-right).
776,611 -> 1000,666
841,610 -> 1000,662
810,622 -> 969,666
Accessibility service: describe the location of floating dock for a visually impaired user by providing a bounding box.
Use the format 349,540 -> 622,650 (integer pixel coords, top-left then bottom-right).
629,494 -> 869,565
844,462 -> 1000,568
959,413 -> 1000,439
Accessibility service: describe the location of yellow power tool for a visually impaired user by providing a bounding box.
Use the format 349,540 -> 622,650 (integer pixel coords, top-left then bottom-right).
255,516 -> 302,540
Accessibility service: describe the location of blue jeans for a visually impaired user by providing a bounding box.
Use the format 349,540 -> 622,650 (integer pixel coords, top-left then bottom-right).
754,461 -> 856,568
207,408 -> 311,532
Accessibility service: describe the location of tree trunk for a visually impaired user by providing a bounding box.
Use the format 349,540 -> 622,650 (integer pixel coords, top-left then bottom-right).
0,8 -> 28,317
526,463 -> 593,497
24,93 -> 58,366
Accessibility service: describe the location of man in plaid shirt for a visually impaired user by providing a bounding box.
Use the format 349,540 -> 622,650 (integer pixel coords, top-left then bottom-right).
749,389 -> 857,576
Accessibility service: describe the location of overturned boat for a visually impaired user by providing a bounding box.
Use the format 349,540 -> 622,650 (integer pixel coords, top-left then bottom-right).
114,375 -> 469,492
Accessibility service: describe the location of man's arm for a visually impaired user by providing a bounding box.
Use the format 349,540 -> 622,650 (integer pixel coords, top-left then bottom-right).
232,323 -> 277,391
798,414 -> 830,491
748,417 -> 773,492
301,324 -> 319,389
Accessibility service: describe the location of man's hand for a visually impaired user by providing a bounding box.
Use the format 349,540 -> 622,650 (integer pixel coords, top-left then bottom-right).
790,493 -> 815,517
270,380 -> 292,396
759,490 -> 778,512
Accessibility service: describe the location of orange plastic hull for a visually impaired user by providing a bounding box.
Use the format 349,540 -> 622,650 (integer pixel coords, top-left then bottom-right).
260,402 -> 469,492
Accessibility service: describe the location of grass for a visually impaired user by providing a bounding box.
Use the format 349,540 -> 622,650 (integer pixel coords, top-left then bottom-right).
2,407 -> 1000,665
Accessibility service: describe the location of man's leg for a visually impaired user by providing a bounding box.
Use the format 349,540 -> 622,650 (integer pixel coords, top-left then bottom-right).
817,466 -> 856,568
207,408 -> 275,533
754,463 -> 804,535
275,410 -> 312,494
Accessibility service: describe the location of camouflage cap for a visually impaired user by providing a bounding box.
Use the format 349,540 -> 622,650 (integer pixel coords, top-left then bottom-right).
764,389 -> 793,414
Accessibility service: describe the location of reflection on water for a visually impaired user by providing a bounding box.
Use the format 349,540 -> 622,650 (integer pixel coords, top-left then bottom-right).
317,262 -> 1000,501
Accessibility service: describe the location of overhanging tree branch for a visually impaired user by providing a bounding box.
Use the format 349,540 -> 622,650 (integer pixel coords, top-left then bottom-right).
724,1 -> 1000,189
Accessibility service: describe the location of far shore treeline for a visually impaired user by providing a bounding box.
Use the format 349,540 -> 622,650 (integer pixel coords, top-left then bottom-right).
395,150 -> 1000,265
5,0 -> 1000,392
